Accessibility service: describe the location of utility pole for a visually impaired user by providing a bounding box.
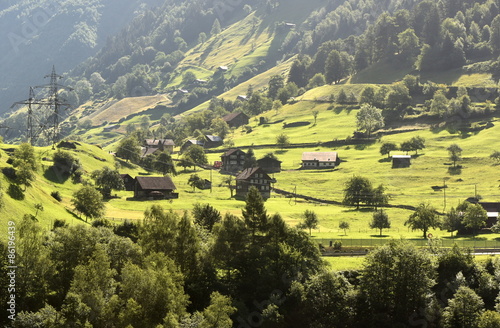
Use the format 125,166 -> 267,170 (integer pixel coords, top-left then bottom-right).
11,66 -> 73,147
443,178 -> 447,213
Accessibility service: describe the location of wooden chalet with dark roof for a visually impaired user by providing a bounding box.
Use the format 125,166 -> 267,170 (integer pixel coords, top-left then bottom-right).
221,148 -> 246,172
222,112 -> 249,128
134,176 -> 178,199
204,135 -> 223,148
143,139 -> 175,153
120,174 -> 135,191
257,156 -> 282,173
236,167 -> 273,199
479,202 -> 500,227
181,139 -> 205,153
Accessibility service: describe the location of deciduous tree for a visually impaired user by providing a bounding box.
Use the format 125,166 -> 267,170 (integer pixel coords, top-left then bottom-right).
116,137 -> 141,163
339,221 -> 349,235
71,186 -> 105,221
91,166 -> 125,198
356,104 -> 384,136
343,176 -> 373,209
447,143 -> 463,167
360,241 -> 435,325
298,210 -> 319,236
463,203 -> 488,237
380,142 -> 398,158
276,133 -> 290,149
370,210 -> 391,236
405,203 -> 440,238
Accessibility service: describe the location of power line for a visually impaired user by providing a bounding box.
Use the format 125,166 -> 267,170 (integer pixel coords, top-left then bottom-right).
10,66 -> 73,147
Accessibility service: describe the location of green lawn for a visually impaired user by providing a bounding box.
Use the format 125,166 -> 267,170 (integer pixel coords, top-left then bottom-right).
323,256 -> 365,271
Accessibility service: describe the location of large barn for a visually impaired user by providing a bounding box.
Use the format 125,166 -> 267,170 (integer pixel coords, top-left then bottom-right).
134,176 -> 178,199
301,152 -> 339,169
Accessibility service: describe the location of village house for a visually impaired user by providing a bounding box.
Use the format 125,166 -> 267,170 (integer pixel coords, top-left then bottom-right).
222,112 -> 249,128
204,135 -> 223,148
257,156 -> 282,173
143,139 -> 175,153
181,139 -> 205,153
392,155 -> 411,168
120,174 -> 135,191
134,176 -> 178,199
479,202 -> 500,227
301,152 -> 339,169
221,148 -> 246,172
235,167 -> 273,199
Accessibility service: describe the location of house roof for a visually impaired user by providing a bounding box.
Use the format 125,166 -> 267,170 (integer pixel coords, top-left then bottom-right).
222,112 -> 248,122
184,140 -> 204,147
302,152 -> 338,162
392,155 -> 411,159
236,167 -> 271,181
144,139 -> 175,146
120,174 -> 133,179
257,157 -> 282,164
135,176 -> 176,191
222,148 -> 246,157
205,135 -> 222,142
141,147 -> 161,157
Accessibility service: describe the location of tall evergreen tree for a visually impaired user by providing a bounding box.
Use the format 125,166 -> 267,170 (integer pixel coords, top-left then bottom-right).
242,186 -> 269,240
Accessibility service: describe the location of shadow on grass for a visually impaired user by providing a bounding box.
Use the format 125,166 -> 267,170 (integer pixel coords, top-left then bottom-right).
275,150 -> 289,155
7,184 -> 24,200
116,158 -> 137,169
447,166 -> 462,175
378,157 -> 392,163
370,234 -> 391,238
65,208 -> 87,223
342,207 -> 374,213
43,166 -> 70,184
354,144 -> 370,150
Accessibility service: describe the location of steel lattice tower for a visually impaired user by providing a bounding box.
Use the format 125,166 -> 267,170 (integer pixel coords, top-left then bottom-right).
12,66 -> 73,146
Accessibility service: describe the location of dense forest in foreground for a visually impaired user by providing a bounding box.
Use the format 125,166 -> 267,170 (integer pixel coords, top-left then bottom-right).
4,188 -> 500,328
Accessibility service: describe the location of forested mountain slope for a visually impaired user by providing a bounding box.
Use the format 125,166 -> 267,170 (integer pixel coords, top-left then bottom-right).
0,0 -> 163,115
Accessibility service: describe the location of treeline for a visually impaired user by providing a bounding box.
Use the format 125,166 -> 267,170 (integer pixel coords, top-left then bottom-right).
287,0 -> 500,87
4,188 -> 500,327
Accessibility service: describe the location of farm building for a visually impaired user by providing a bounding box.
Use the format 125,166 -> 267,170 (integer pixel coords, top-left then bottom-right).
221,148 -> 246,172
204,135 -> 223,148
301,152 -> 339,169
222,112 -> 249,128
143,139 -> 175,153
134,176 -> 178,200
236,167 -> 273,199
480,202 -> 500,227
120,174 -> 135,191
392,155 -> 411,168
181,139 -> 205,153
257,156 -> 282,173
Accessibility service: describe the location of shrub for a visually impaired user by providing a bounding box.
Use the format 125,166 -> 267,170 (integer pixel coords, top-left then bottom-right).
333,240 -> 342,250
92,218 -> 113,228
52,219 -> 67,230
51,191 -> 62,202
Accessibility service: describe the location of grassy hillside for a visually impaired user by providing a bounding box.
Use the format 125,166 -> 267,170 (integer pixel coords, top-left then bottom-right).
0,143 -> 117,232
85,94 -> 171,125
